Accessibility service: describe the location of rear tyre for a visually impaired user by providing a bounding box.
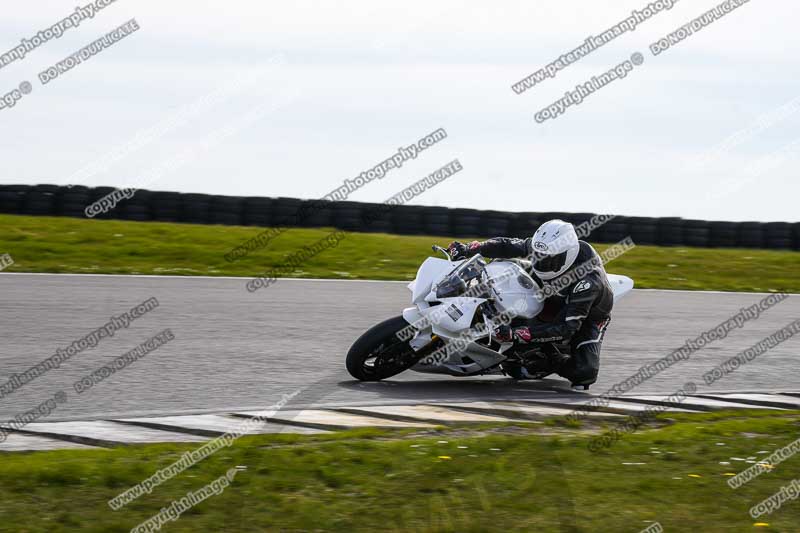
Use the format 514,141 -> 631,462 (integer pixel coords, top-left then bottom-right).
346,316 -> 421,381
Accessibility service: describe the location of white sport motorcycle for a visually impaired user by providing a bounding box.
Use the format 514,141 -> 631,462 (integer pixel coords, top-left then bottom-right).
346,246 -> 634,384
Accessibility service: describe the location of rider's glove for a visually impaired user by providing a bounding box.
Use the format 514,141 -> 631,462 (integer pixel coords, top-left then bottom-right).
448,241 -> 467,259
448,241 -> 481,260
494,325 -> 536,344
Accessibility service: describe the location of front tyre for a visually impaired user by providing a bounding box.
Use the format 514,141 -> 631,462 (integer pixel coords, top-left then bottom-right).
346,315 -> 422,381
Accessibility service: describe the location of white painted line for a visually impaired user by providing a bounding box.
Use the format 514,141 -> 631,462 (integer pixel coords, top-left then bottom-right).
23,421 -> 209,445
340,405 -> 524,424
0,432 -> 101,451
234,409 -> 434,429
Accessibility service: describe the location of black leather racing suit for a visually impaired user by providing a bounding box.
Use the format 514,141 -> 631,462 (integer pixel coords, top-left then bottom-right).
468,238 -> 614,386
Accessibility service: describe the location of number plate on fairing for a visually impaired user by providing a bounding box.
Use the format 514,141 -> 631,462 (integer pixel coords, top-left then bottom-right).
444,304 -> 464,322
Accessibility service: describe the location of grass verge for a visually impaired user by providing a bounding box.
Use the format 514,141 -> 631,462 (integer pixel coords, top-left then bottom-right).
0,214 -> 798,292
1,411 -> 798,531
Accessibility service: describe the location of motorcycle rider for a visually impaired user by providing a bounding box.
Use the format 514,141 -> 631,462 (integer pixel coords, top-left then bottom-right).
448,219 -> 613,388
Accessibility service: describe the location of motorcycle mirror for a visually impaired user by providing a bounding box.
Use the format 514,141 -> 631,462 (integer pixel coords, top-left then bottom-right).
432,245 -> 452,262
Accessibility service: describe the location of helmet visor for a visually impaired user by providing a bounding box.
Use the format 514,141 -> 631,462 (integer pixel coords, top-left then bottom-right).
533,251 -> 568,274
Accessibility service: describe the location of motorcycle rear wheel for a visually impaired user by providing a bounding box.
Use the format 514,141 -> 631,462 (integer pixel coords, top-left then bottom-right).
346,315 -> 422,381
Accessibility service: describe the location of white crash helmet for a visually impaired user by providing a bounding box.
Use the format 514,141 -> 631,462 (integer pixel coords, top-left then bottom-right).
529,219 -> 580,280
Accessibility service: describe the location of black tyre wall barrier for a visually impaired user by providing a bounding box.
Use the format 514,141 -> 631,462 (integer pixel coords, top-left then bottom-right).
793,223 -> 800,251
509,213 -> 543,238
333,200 -> 365,232
593,217 -> 630,244
181,193 -> 212,224
390,205 -> 426,235
209,196 -> 244,226
737,222 -> 764,249
482,210 -> 512,238
242,197 -> 272,227
86,186 -> 117,219
683,220 -> 711,248
271,197 -> 303,227
25,184 -> 60,217
0,185 -> 28,214
656,218 -> 684,246
0,184 -> 798,251
627,217 -> 658,245
422,206 -> 451,236
763,222 -> 794,250
709,221 -> 738,248
450,208 -> 483,237
294,199 -> 327,228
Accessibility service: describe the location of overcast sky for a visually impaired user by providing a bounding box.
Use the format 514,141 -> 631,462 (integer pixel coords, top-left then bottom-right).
1,0 -> 797,222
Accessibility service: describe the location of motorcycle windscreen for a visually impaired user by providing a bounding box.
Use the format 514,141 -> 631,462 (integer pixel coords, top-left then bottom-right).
410,257 -> 462,304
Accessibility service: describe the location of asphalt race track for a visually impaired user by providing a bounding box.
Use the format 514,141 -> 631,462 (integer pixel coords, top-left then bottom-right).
0,273 -> 797,421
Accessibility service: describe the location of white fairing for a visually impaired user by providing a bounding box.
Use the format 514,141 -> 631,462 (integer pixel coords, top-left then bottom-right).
607,274 -> 634,301
430,297 -> 486,335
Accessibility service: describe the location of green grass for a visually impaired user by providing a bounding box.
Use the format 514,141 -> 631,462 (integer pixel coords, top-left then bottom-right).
2,411 -> 799,532
0,214 -> 798,292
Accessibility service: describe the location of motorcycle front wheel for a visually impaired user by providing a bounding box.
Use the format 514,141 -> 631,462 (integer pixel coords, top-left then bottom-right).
346,315 -> 423,381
